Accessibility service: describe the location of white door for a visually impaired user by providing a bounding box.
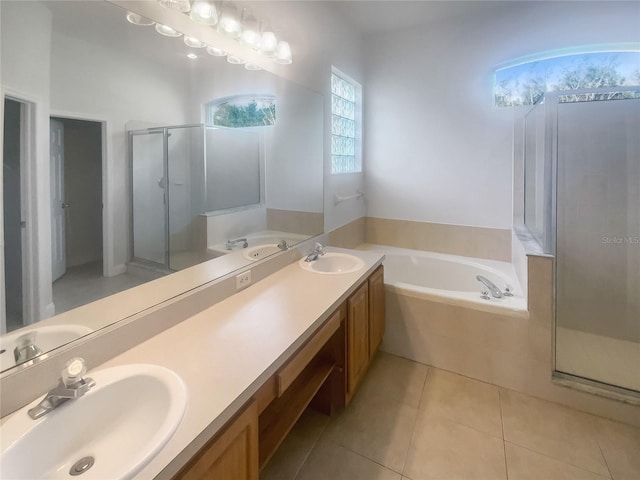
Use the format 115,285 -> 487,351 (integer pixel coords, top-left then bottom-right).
50,119 -> 66,281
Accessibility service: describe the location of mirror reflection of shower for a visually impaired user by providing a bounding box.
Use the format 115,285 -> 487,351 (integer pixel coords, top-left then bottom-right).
129,124 -> 207,273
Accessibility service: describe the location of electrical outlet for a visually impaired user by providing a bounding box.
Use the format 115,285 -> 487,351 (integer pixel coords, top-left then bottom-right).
235,270 -> 252,290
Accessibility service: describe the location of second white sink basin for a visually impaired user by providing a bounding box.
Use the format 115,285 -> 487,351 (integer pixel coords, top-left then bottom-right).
0,324 -> 93,371
0,364 -> 187,480
299,252 -> 365,275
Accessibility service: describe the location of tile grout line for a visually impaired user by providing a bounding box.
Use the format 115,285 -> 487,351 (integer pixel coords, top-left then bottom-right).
399,365 -> 432,477
499,389 -> 509,480
292,417 -> 332,480
326,438 -> 403,476
502,440 -> 613,479
595,438 -> 614,480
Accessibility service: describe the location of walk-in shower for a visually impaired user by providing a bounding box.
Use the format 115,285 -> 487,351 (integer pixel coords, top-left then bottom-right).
129,124 -> 206,272
522,87 -> 640,396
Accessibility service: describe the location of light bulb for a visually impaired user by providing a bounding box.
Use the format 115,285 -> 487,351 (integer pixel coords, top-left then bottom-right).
184,36 -> 206,48
158,0 -> 191,12
245,63 -> 261,71
190,0 -> 218,25
126,12 -> 154,26
240,9 -> 260,49
241,28 -> 260,49
274,41 -> 292,64
260,31 -> 277,56
187,53 -> 198,59
218,5 -> 241,38
206,46 -> 227,57
155,24 -> 182,37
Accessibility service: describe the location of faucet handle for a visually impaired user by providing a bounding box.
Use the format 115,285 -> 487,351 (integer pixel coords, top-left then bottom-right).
62,357 -> 88,387
503,285 -> 514,297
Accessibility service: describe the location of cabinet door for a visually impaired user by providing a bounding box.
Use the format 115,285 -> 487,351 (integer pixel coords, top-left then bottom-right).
368,265 -> 386,354
175,401 -> 258,480
347,281 -> 369,400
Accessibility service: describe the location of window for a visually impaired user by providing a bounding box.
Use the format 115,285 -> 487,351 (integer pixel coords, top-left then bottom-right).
205,95 -> 276,128
331,70 -> 361,174
494,48 -> 640,107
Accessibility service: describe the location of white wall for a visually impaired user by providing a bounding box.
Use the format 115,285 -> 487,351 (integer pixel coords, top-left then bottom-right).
364,1 -> 640,230
251,1 -> 366,232
50,30 -> 191,269
1,0 -> 54,322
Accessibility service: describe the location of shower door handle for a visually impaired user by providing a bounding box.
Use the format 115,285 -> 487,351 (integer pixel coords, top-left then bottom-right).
61,202 -> 70,209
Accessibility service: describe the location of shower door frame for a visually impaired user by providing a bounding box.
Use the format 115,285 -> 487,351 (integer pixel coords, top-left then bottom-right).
546,86 -> 640,401
128,124 -> 202,272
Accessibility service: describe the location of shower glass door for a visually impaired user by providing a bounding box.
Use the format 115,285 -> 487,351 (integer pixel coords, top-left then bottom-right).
131,130 -> 167,267
555,95 -> 640,393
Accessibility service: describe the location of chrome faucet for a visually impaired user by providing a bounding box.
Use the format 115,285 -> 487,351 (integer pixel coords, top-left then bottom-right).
277,240 -> 290,251
225,238 -> 248,250
14,332 -> 42,364
28,357 -> 96,420
305,242 -> 326,262
476,275 -> 503,298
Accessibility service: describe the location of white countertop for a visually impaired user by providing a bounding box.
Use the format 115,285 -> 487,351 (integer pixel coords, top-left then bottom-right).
94,248 -> 384,479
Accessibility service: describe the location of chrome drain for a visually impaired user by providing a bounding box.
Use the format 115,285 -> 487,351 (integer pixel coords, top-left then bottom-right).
70,456 -> 95,476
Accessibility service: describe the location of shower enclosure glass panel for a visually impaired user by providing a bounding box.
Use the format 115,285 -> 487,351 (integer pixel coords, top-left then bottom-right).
131,131 -> 166,265
130,125 -> 205,271
167,125 -> 205,271
555,95 -> 640,393
523,102 -> 547,245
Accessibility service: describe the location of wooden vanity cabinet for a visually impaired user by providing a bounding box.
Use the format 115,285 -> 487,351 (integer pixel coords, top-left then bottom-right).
173,264 -> 385,480
346,280 -> 370,404
346,265 -> 385,405
174,400 -> 258,480
368,265 -> 386,354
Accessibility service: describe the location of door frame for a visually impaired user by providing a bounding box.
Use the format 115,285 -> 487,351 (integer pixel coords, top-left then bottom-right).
0,88 -> 37,333
49,110 -> 112,278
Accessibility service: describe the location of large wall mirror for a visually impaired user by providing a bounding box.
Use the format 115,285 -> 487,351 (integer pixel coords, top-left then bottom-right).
0,0 -> 323,374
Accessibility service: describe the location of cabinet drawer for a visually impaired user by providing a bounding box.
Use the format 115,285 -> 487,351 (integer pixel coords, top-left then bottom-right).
276,309 -> 341,396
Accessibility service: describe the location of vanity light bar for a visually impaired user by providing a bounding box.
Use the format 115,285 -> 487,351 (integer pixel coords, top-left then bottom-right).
146,0 -> 293,66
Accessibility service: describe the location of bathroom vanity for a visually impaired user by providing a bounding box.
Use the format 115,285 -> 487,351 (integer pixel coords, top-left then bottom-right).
0,248 -> 384,480
172,261 -> 385,479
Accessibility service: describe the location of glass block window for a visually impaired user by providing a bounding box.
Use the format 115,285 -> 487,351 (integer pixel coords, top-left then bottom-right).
494,48 -> 640,107
331,71 -> 361,173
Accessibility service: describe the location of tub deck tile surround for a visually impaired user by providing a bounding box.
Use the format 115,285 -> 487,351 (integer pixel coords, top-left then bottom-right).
365,217 -> 512,262
262,352 -> 640,480
377,240 -> 639,428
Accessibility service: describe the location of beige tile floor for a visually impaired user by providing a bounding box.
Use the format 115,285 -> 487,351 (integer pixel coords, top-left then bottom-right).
261,351 -> 640,480
52,261 -> 163,316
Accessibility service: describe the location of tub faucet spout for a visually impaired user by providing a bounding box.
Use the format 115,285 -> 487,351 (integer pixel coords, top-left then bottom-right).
476,275 -> 503,298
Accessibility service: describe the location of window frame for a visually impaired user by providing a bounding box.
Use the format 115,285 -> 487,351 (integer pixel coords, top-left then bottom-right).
331,67 -> 362,175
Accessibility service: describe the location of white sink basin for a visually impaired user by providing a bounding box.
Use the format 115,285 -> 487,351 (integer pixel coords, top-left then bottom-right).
0,325 -> 93,371
299,252 -> 365,275
0,364 -> 187,480
242,244 -> 281,261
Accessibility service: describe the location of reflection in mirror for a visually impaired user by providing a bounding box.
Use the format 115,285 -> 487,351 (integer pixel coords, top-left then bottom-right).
206,128 -> 262,212
0,0 -> 323,373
